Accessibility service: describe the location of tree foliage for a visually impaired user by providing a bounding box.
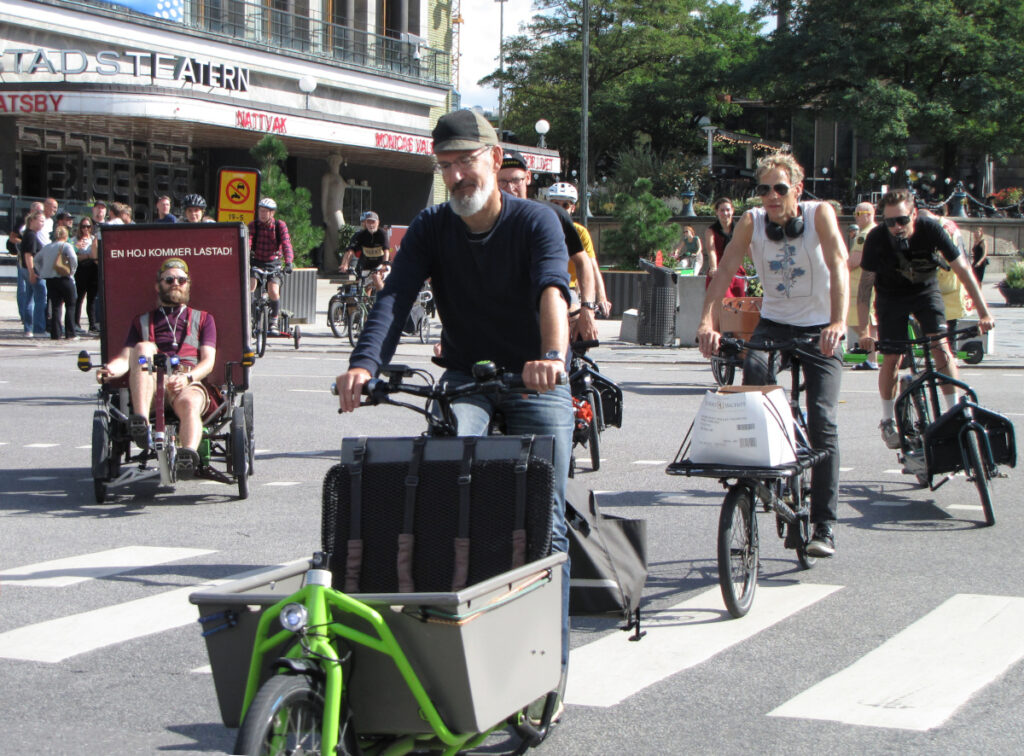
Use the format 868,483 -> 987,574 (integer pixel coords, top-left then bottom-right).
249,136 -> 324,268
754,0 -> 1024,173
601,178 -> 680,268
482,0 -> 764,180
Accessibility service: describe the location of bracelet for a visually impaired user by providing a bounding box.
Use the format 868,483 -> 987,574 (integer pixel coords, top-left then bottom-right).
581,301 -> 597,310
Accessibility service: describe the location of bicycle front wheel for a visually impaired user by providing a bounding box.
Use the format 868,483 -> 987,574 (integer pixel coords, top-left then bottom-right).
347,306 -> 365,348
328,298 -> 347,339
718,486 -> 758,618
964,431 -> 995,526
254,306 -> 268,358
587,389 -> 602,471
234,675 -> 324,756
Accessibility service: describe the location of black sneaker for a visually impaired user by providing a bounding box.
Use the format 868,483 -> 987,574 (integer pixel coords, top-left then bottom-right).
806,523 -> 836,558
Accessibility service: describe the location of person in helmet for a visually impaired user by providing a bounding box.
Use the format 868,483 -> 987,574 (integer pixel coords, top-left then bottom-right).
182,194 -> 211,223
248,197 -> 295,332
96,257 -> 218,480
340,211 -> 391,293
546,181 -> 612,319
498,151 -> 598,340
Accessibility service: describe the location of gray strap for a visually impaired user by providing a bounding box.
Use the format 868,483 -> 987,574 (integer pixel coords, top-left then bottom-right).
344,437 -> 367,592
511,436 -> 533,568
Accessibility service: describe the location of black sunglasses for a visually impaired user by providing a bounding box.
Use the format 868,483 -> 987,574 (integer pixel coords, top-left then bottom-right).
754,183 -> 792,197
162,276 -> 189,285
884,215 -> 913,228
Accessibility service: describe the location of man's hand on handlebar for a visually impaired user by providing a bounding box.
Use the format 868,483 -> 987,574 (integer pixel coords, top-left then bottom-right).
819,322 -> 846,358
696,324 -> 721,359
336,367 -> 372,412
572,307 -> 599,341
522,359 -> 566,393
978,314 -> 995,334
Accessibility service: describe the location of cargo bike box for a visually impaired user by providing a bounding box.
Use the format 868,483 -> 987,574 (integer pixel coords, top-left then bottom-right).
189,434 -> 564,737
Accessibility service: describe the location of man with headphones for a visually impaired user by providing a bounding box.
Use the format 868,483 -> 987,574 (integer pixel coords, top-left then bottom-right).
858,190 -> 993,450
697,153 -> 849,557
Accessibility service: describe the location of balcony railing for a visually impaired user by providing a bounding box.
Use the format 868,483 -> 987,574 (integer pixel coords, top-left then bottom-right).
51,0 -> 451,87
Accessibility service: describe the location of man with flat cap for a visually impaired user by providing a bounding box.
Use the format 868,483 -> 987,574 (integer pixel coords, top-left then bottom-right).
335,110 -> 574,716
97,257 -> 217,480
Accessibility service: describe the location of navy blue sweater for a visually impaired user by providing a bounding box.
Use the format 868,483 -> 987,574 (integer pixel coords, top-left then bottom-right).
349,194 -> 571,374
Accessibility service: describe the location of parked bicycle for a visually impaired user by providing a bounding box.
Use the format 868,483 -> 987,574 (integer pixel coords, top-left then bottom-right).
251,266 -> 301,357
668,335 -> 827,618
568,340 -> 622,473
880,324 -> 1015,525
192,363 -> 566,755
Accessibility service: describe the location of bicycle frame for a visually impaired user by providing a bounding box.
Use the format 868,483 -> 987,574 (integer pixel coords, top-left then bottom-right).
240,563 -> 500,755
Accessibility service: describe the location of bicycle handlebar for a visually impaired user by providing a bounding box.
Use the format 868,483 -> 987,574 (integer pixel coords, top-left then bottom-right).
718,334 -> 828,356
875,324 -> 981,351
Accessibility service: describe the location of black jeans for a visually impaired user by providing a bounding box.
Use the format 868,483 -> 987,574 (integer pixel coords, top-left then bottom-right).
75,260 -> 99,329
46,277 -> 77,339
742,318 -> 842,524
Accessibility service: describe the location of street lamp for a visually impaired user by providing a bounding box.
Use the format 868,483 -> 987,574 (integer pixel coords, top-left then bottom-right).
535,119 -> 550,149
698,116 -> 715,171
298,76 -> 317,109
495,0 -> 508,137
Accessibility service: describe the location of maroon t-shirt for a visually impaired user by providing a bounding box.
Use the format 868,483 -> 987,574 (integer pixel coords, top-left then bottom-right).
124,306 -> 217,361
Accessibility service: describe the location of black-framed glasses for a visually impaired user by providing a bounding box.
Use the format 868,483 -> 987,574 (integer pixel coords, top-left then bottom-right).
884,215 -> 913,228
434,146 -> 490,174
162,275 -> 189,285
754,183 -> 792,197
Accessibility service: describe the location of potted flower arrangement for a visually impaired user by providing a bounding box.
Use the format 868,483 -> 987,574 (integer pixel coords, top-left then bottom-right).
997,260 -> 1024,306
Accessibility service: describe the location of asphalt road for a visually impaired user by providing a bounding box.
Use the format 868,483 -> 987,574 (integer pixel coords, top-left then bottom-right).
2,284 -> 1024,755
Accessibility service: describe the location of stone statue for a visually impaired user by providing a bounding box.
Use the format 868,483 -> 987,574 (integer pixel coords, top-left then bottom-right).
321,152 -> 348,272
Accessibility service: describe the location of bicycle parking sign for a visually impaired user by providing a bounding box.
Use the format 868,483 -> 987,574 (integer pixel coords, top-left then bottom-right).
216,167 -> 261,223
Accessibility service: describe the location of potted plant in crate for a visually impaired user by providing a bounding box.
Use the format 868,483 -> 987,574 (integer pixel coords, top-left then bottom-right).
997,260 -> 1024,305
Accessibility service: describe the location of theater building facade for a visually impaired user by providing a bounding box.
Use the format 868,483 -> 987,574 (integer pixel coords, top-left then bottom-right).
0,0 -> 560,232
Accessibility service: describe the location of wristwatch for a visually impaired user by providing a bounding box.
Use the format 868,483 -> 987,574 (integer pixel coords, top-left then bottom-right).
581,301 -> 597,310
541,349 -> 564,362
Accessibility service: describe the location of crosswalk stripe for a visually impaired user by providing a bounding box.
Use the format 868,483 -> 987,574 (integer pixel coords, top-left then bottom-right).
564,582 -> 841,708
25,443 -> 59,448
0,563 -> 291,664
0,546 -> 215,588
768,594 -> 1024,731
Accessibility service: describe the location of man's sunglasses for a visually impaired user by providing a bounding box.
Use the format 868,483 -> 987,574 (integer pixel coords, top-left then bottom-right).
162,276 -> 189,285
883,215 -> 913,228
754,183 -> 792,197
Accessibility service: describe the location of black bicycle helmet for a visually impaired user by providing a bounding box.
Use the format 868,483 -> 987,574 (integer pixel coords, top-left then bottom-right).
183,193 -> 207,210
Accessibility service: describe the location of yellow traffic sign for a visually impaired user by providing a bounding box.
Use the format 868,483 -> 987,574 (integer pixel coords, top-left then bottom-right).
217,167 -> 261,223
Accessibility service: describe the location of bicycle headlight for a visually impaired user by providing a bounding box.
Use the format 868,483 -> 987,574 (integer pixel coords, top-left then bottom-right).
279,603 -> 308,633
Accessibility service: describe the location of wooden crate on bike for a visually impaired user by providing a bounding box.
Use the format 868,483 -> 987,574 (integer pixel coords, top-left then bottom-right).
924,403 -> 1017,474
719,297 -> 762,340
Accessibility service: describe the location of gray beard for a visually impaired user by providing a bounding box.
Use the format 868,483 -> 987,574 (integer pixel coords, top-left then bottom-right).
449,171 -> 495,217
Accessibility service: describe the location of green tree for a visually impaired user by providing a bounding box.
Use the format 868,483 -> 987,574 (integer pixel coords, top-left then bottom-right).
602,178 -> 680,268
249,135 -> 324,268
752,0 -> 1024,176
482,0 -> 763,180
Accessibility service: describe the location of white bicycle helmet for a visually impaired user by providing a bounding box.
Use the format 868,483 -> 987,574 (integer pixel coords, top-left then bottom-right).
258,197 -> 278,210
547,182 -> 579,203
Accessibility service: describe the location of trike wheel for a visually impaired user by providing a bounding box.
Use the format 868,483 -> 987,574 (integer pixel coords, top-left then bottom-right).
962,340 -> 984,365
91,410 -> 111,481
711,355 -> 736,387
234,675 -> 324,756
254,306 -> 268,358
587,389 -> 601,471
242,391 -> 256,475
293,325 -> 301,350
964,431 -> 995,526
231,407 -> 250,500
347,307 -> 365,348
328,299 -> 347,338
418,316 -> 431,344
93,478 -> 108,504
718,486 -> 758,618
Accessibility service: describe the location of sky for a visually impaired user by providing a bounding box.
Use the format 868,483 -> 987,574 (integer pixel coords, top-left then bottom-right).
457,1 -> 764,112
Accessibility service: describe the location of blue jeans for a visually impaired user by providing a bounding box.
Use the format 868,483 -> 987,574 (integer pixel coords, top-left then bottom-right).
442,370 -> 574,668
16,267 -> 47,334
742,319 -> 842,524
